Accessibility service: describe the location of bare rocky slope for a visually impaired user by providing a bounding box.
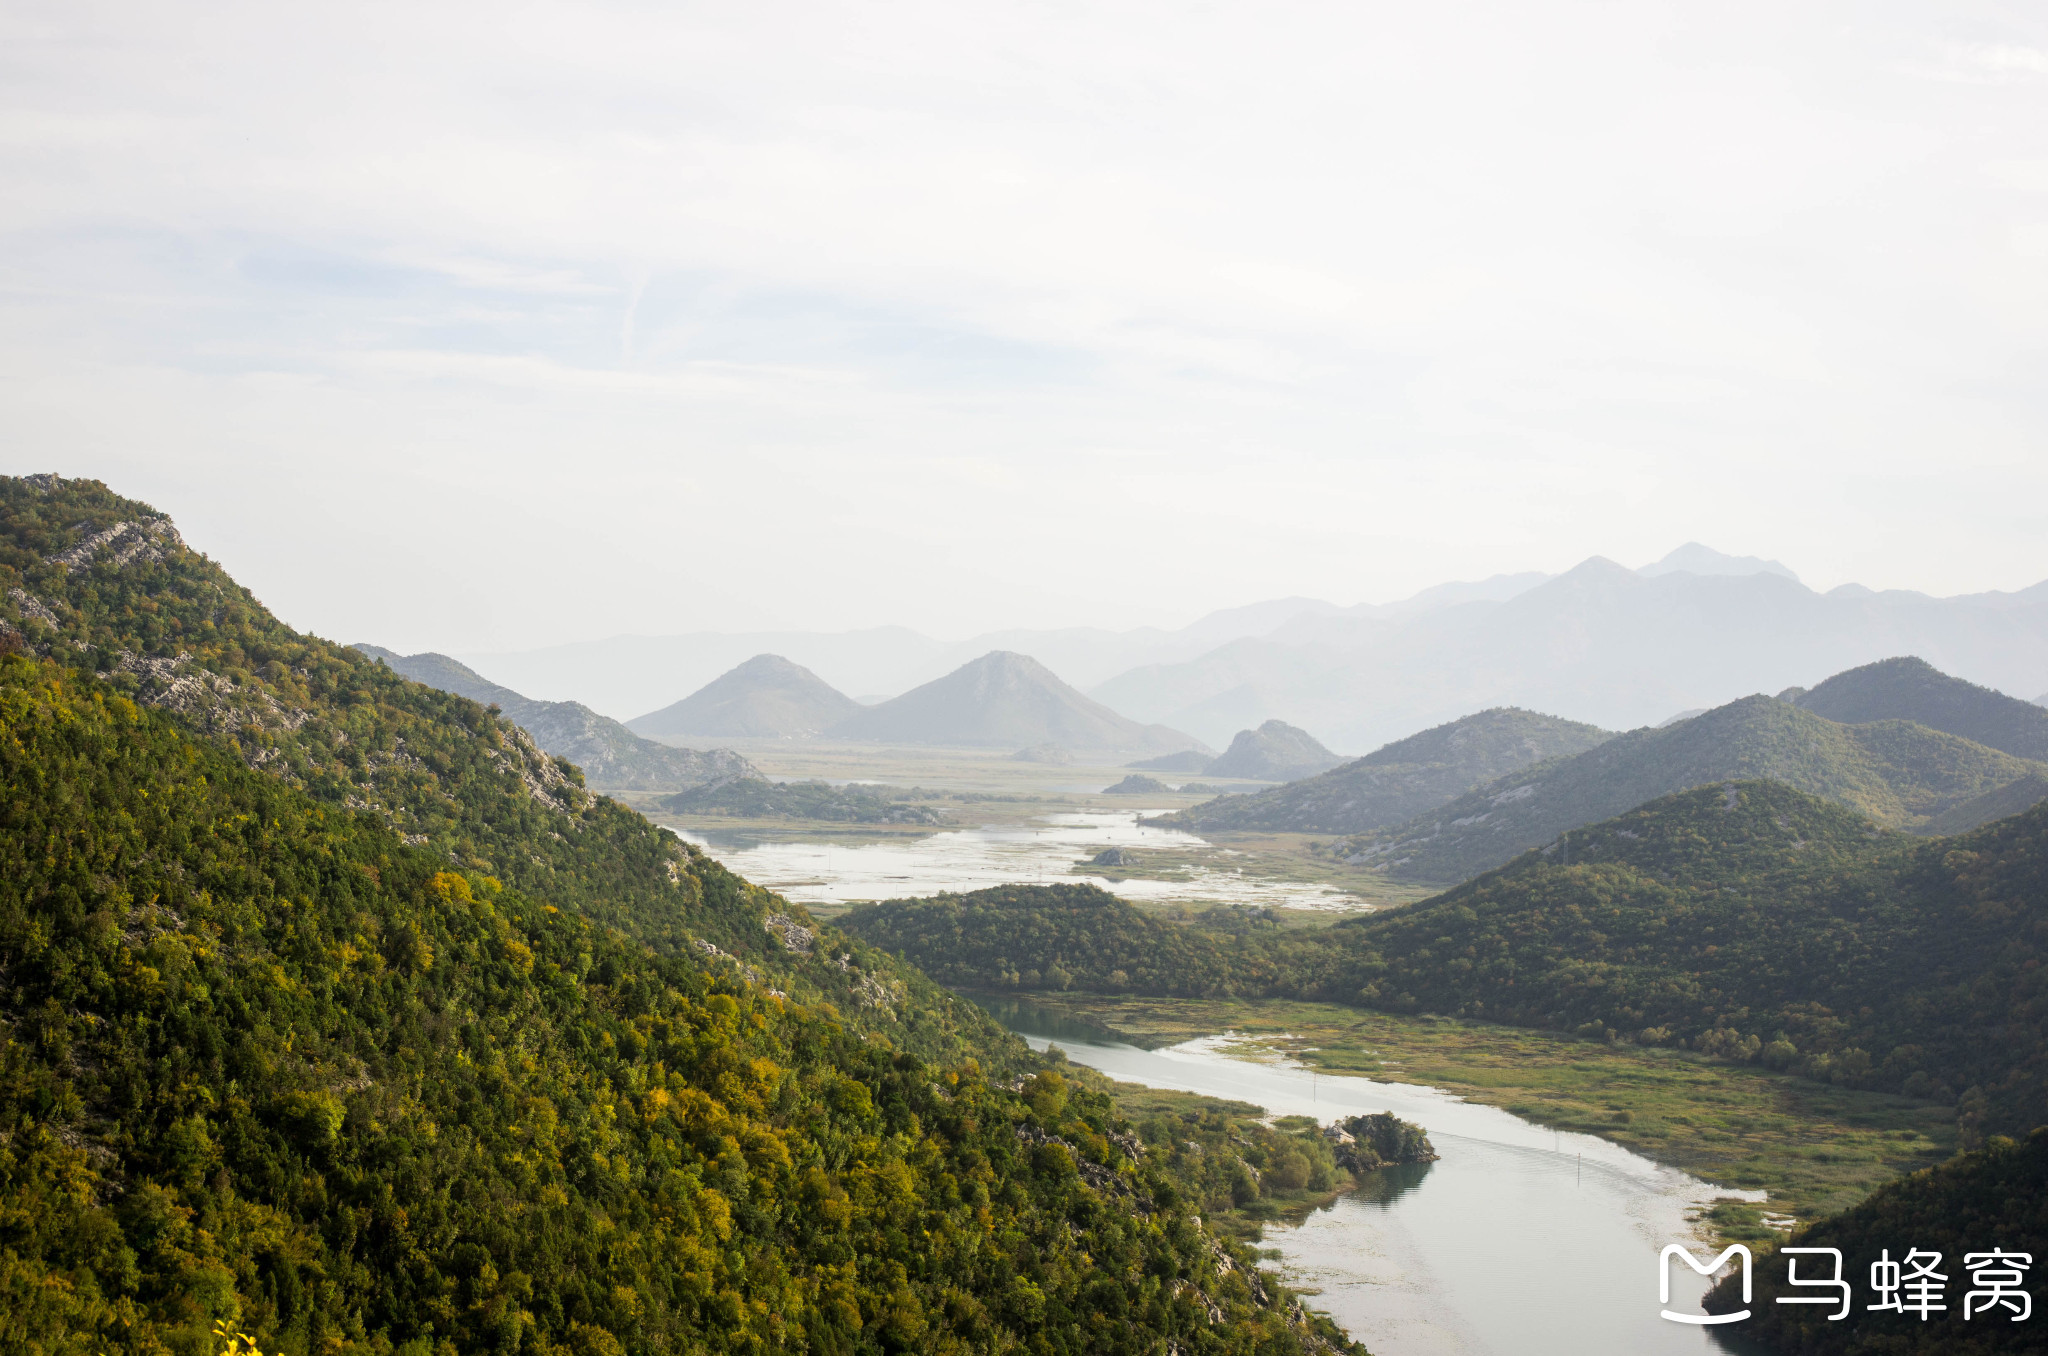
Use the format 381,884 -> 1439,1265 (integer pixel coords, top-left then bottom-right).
629,651 -> 860,738
353,645 -> 757,792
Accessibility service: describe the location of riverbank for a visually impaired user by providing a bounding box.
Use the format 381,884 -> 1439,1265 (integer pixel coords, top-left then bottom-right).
998,991 -> 1955,1238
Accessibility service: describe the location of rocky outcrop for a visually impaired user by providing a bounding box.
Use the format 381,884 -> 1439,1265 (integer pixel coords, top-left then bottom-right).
354,645 -> 755,793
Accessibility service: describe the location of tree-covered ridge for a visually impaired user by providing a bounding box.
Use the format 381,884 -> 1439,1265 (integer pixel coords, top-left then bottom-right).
1705,1128 -> 2048,1353
0,477 -> 978,1040
0,654 -> 1357,1356
1793,655 -> 2048,762
1155,707 -> 1613,836
659,778 -> 945,826
844,781 -> 2048,1139
1328,694 -> 2045,883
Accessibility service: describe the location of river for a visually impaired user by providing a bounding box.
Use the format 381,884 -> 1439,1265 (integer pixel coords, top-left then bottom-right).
982,999 -> 1762,1356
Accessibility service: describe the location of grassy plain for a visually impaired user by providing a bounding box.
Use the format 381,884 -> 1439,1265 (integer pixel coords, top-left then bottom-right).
1007,991 -> 1956,1238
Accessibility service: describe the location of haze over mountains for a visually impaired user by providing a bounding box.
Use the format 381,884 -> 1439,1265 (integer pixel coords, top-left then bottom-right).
1160,709 -> 1615,835
826,651 -> 1204,756
629,653 -> 859,738
352,646 -> 756,792
1344,685 -> 2048,884
460,544 -> 2048,754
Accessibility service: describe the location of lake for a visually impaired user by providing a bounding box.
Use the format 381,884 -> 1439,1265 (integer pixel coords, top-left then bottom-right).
982,998 -> 1763,1356
667,808 -> 1365,910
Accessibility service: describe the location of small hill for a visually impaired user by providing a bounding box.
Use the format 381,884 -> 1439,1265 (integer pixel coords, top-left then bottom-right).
827,650 -> 1206,755
1344,693 -> 2045,883
1104,774 -> 1169,795
1793,654 -> 2048,760
659,776 -> 944,824
1201,719 -> 1343,781
354,645 -> 757,792
1159,707 -> 1614,836
629,652 -> 859,738
1011,742 -> 1072,764
1128,749 -> 1212,773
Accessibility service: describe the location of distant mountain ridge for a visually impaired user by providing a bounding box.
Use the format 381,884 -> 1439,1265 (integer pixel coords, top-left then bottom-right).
629,652 -> 859,738
1791,655 -> 2048,761
1160,708 -> 1615,836
353,645 -> 757,792
1201,719 -> 1343,781
1345,688 -> 2047,883
1088,556 -> 2048,750
825,650 -> 1205,755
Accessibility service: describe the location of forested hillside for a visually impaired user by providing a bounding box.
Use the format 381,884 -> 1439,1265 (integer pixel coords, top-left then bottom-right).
1157,708 -> 1612,836
0,656 -> 1352,1355
0,476 -> 1352,1355
1706,1128 -> 2048,1353
1793,655 -> 2048,761
846,781 -> 2048,1139
1334,694 -> 2043,882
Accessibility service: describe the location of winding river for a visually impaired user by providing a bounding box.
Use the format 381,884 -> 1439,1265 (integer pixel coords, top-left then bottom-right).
672,810 -> 1763,1353
982,1000 -> 1760,1356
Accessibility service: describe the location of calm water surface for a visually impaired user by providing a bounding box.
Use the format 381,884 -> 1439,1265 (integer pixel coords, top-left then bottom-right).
983,1000 -> 1760,1356
666,809 -> 1364,910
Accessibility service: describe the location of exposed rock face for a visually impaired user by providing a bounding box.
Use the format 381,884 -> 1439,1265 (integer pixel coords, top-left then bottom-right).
1201,719 -> 1343,782
0,477 -> 584,830
1089,846 -> 1136,866
629,652 -> 860,738
353,646 -> 755,793
47,517 -> 183,573
827,650 -> 1206,756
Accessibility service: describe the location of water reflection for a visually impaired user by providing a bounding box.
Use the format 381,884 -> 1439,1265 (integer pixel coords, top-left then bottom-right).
980,1000 -> 1757,1356
1351,1157 -> 1434,1208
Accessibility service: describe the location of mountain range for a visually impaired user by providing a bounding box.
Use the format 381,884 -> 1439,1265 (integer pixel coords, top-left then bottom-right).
825,650 -> 1205,755
1090,553 -> 2048,750
353,645 -> 757,791
1158,708 -> 1615,835
1344,684 -> 2048,883
453,545 -> 2048,755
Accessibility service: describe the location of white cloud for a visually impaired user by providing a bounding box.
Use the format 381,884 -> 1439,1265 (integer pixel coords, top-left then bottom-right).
1,0 -> 2046,650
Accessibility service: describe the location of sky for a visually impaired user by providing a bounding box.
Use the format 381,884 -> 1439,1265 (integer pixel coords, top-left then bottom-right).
2,0 -> 2045,652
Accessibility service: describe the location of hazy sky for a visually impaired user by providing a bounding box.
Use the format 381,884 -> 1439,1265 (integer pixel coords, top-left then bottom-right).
3,1 -> 2045,651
